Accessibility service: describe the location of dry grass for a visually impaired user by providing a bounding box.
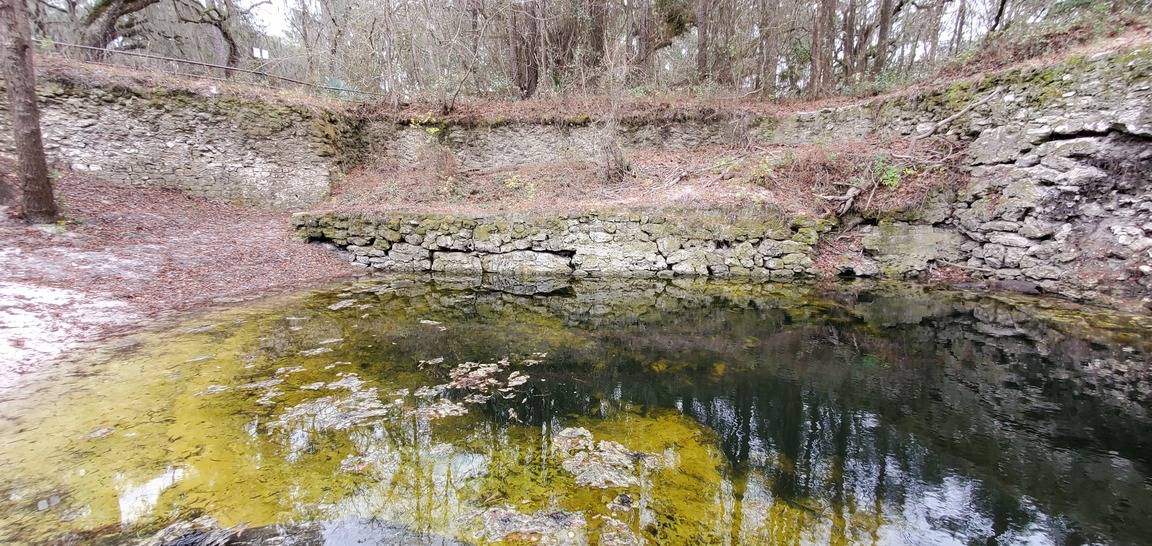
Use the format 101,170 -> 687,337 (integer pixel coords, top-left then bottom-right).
35,55 -> 351,113
323,136 -> 963,223
937,15 -> 1152,81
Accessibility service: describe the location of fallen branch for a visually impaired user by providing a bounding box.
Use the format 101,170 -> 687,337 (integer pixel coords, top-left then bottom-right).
647,152 -> 753,193
818,192 -> 855,202
461,166 -> 515,177
908,87 -> 1001,152
864,179 -> 880,210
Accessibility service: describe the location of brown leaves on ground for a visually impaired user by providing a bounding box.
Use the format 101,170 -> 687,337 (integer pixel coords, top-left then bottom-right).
1,158 -> 358,332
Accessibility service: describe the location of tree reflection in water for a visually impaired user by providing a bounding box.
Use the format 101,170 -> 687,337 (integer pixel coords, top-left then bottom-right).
0,275 -> 1149,545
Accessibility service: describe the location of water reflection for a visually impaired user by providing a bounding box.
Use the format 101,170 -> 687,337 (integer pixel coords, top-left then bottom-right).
0,275 -> 1150,545
117,466 -> 186,526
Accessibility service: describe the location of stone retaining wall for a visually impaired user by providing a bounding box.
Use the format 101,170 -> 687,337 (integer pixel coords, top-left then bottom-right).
292,211 -> 828,280
0,82 -> 359,209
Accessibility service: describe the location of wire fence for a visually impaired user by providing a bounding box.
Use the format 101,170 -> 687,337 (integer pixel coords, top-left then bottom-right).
35,40 -> 390,101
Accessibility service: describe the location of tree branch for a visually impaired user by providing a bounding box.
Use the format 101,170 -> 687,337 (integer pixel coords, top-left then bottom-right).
908,86 -> 1000,152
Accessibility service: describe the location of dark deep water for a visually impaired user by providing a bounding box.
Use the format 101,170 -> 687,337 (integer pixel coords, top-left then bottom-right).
1,275 -> 1150,545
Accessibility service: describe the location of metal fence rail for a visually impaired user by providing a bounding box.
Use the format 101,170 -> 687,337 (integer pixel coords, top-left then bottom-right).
34,40 -> 389,101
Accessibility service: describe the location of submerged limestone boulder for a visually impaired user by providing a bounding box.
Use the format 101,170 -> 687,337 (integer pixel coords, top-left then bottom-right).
466,507 -> 586,546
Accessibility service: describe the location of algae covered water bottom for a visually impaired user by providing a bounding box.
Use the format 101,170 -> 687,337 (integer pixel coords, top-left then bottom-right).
1,276 -> 1150,545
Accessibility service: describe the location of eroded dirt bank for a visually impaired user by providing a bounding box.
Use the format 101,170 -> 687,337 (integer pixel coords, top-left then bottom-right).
0,166 -> 358,390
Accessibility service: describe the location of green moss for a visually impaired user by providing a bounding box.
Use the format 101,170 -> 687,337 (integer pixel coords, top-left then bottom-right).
566,113 -> 592,126
791,227 -> 819,245
923,80 -> 975,115
473,224 -> 494,241
754,115 -> 781,140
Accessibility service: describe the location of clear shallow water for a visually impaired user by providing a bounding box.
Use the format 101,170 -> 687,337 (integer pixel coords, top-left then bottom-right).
1,275 -> 1151,545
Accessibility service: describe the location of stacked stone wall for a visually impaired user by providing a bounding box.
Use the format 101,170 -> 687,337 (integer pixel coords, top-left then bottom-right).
0,83 -> 355,209
292,211 -> 827,280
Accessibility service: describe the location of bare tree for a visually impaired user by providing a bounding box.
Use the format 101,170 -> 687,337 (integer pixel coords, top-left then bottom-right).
172,0 -> 261,75
1,0 -> 57,222
509,0 -> 540,98
23,0 -> 1108,104
809,0 -> 836,97
79,0 -> 161,58
696,0 -> 709,82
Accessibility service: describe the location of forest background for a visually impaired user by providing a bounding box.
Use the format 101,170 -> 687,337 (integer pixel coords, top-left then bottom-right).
24,0 -> 1152,113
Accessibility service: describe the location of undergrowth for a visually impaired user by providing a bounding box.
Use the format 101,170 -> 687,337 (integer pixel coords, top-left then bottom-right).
936,4 -> 1151,80
741,139 -> 962,217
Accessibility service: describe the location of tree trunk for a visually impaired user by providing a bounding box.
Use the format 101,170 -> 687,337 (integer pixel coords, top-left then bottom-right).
872,0 -> 895,76
843,0 -> 857,80
1,0 -> 57,223
927,0 -> 943,64
809,0 -> 835,97
217,23 -> 240,75
712,0 -> 732,85
756,0 -> 779,98
79,1 -> 121,58
952,0 -> 967,54
588,0 -> 605,62
523,1 -> 540,98
509,1 -> 539,99
990,0 -> 1008,33
696,0 -> 709,82
636,0 -> 652,77
79,0 -> 160,60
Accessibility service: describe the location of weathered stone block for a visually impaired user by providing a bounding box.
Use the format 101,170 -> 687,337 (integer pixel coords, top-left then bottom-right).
862,224 -> 964,276
481,251 -> 572,275
431,252 -> 483,274
969,126 -> 1031,165
389,243 -> 431,262
988,233 -> 1033,248
1023,265 -> 1064,280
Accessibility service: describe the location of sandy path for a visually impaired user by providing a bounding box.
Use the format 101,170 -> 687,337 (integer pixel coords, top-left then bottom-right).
0,169 -> 359,390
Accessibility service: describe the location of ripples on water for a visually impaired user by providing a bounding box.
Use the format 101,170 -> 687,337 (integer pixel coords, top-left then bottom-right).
0,275 -> 1150,545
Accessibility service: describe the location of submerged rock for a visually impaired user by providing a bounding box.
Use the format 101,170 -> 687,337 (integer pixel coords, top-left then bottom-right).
467,507 -> 586,545
133,516 -> 244,546
552,427 -> 594,454
552,428 -> 660,489
597,516 -> 641,546
562,451 -> 639,488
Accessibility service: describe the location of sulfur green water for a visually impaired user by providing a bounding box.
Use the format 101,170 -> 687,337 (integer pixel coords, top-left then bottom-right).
1,275 -> 1151,545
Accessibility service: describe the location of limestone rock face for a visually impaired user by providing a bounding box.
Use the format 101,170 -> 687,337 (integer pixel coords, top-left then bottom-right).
572,241 -> 665,277
862,224 -> 964,277
969,126 -> 1033,165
